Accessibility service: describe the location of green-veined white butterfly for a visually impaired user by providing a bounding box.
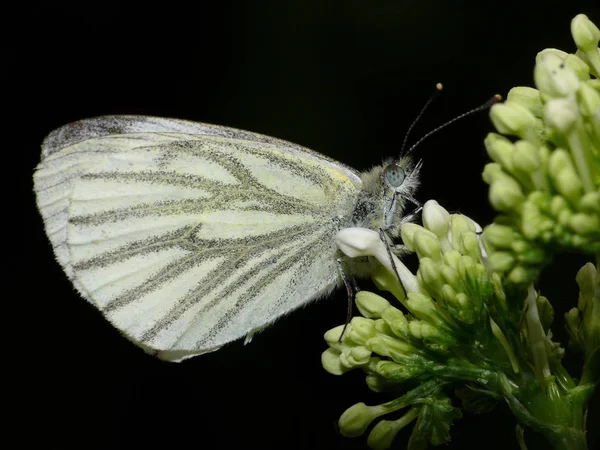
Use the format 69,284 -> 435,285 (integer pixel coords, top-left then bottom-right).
34,115 -> 420,362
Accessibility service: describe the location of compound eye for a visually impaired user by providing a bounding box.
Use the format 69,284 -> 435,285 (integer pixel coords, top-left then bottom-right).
384,164 -> 405,188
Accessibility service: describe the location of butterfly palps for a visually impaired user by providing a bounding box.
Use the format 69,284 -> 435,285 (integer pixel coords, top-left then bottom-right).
34,116 -> 419,361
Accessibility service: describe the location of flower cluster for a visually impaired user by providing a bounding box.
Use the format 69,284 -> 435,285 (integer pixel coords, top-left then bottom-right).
482,13 -> 600,285
323,13 -> 599,450
324,201 -> 509,449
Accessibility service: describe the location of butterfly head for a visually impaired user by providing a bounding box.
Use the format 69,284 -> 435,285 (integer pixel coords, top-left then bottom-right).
354,156 -> 421,237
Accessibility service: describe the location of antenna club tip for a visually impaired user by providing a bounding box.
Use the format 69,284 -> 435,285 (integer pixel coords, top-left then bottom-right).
435,82 -> 443,91
493,94 -> 502,101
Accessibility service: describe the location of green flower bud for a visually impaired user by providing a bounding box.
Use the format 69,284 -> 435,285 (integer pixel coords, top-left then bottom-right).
349,317 -> 378,345
367,420 -> 399,450
571,14 -> 600,53
374,319 -> 394,335
414,230 -> 442,261
322,348 -> 349,375
368,412 -> 419,450
408,320 -> 447,343
374,359 -> 424,381
483,223 -> 516,250
508,265 -> 537,284
443,249 -> 462,267
339,402 -> 386,437
506,86 -> 543,117
512,140 -> 541,173
490,102 -> 538,139
460,231 -> 482,260
550,195 -> 571,217
577,81 -> 600,118
548,149 -> 584,204
371,263 -> 407,303
529,190 -> 553,209
569,213 -> 600,235
440,283 -> 458,305
484,133 -> 515,171
535,48 -> 568,63
417,258 -> 443,291
580,192 -> 600,214
488,251 -> 515,272
407,292 -> 437,319
356,291 -> 391,319
422,199 -> 451,238
455,292 -> 470,308
450,214 -> 475,240
381,307 -> 410,338
482,162 -> 510,185
566,54 -> 592,81
340,346 -> 372,367
535,50 -> 581,97
367,334 -> 417,358
456,255 -> 476,280
324,325 -> 348,347
544,98 -> 579,133
489,178 -> 525,212
400,222 -> 425,252
440,264 -> 461,288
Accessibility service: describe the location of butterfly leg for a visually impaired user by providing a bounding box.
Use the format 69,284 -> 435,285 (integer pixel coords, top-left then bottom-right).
336,258 -> 358,342
378,228 -> 408,298
399,194 -> 423,225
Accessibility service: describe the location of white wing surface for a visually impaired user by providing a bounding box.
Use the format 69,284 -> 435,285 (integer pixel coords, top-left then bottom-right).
35,116 -> 362,361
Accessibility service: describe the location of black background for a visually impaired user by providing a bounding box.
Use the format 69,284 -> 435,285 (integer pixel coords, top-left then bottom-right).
16,2 -> 599,450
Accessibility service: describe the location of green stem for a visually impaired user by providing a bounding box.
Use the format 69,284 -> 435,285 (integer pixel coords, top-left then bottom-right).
544,428 -> 588,450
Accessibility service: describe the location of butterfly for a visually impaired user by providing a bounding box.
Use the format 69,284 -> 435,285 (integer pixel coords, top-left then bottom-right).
34,115 -> 421,361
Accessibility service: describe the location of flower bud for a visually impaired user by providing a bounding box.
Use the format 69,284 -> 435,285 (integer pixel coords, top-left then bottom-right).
367,335 -> 417,358
482,223 -> 516,250
356,291 -> 391,319
381,307 -> 410,338
407,292 -> 437,318
488,251 -> 515,272
506,86 -> 543,117
548,149 -> 583,204
443,249 -> 462,267
489,178 -> 525,212
414,230 -> 442,260
544,98 -> 579,133
322,348 -> 349,375
577,81 -> 600,118
422,199 -> 451,238
535,50 -> 581,97
580,192 -> 600,214
401,223 -> 435,252
507,265 -> 533,285
512,140 -> 541,173
339,402 -> 385,437
349,317 -> 378,345
417,258 -> 443,291
569,213 -> 600,235
571,14 -> 600,53
484,133 -> 515,171
564,54 -> 592,80
340,346 -> 372,367
324,325 -> 348,346
490,102 -> 538,139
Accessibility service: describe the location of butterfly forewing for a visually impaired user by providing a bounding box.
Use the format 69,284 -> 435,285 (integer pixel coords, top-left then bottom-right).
34,116 -> 363,361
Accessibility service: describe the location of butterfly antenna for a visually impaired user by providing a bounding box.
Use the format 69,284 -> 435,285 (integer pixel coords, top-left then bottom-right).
400,82 -> 444,155
405,94 -> 502,155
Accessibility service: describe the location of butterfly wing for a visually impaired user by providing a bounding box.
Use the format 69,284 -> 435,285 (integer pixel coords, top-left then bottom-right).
34,116 -> 362,361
